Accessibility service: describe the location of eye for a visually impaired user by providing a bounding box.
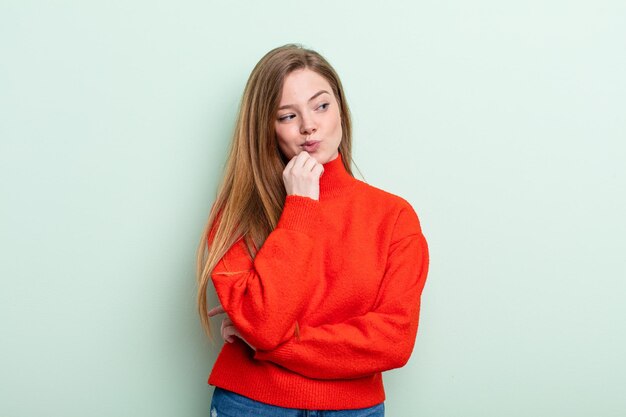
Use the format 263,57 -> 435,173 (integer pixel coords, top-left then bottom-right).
278,114 -> 295,122
318,103 -> 330,110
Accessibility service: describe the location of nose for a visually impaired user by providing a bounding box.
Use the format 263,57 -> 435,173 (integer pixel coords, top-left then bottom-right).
299,111 -> 317,136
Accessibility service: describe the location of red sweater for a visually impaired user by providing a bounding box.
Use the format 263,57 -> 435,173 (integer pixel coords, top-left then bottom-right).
207,151 -> 430,410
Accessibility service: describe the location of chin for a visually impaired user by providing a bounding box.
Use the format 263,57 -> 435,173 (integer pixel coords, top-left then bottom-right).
315,153 -> 330,164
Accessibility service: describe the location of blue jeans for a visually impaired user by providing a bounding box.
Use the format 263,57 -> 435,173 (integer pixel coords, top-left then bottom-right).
210,386 -> 385,416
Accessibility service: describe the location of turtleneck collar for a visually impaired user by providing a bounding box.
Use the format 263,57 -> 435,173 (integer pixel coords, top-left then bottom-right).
319,151 -> 358,200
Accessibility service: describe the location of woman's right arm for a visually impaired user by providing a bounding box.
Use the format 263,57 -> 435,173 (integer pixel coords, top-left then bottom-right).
209,195 -> 323,351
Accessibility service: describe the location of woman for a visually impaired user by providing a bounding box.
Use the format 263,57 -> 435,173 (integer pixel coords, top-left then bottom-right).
196,43 -> 430,416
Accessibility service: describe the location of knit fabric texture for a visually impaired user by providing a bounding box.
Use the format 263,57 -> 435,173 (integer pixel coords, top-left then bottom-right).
207,151 -> 430,410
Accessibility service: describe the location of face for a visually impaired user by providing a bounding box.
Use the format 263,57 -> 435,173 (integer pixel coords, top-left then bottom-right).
274,68 -> 342,164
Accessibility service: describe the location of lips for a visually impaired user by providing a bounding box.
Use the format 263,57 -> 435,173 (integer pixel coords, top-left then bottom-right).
302,140 -> 321,153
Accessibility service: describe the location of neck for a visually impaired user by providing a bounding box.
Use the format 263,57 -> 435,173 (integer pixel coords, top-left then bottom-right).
319,151 -> 357,199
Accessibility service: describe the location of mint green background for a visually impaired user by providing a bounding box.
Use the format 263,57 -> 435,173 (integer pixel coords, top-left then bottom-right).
1,1 -> 624,416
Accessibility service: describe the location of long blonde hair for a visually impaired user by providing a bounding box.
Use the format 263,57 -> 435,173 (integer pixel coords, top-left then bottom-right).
196,43 -> 357,344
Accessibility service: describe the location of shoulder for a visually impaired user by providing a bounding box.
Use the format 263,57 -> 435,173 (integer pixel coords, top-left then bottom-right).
354,180 -> 424,237
355,180 -> 420,216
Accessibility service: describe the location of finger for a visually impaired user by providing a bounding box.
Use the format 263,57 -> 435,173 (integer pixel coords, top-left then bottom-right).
208,304 -> 225,315
220,316 -> 232,330
294,150 -> 313,168
289,152 -> 316,176
207,304 -> 225,317
312,163 -> 324,178
286,149 -> 308,169
285,153 -> 295,170
222,319 -> 237,339
221,319 -> 229,342
302,155 -> 321,173
222,324 -> 238,343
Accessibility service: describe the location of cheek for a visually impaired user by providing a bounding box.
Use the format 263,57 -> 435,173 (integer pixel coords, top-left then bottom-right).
274,127 -> 301,160
274,124 -> 282,140
274,124 -> 287,144
330,108 -> 342,134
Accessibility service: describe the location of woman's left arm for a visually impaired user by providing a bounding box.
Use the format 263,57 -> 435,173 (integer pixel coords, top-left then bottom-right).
253,207 -> 430,380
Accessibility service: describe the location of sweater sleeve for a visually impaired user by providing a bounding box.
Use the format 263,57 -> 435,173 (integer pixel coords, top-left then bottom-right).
210,195 -> 323,351
252,204 -> 430,379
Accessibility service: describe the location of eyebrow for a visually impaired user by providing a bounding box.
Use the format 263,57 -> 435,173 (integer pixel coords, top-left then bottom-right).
277,90 -> 330,110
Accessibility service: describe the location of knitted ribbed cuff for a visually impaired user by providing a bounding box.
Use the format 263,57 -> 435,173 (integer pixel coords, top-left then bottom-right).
253,340 -> 296,363
275,195 -> 322,236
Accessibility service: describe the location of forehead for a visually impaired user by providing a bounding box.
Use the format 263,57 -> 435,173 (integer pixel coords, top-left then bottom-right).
280,69 -> 332,101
